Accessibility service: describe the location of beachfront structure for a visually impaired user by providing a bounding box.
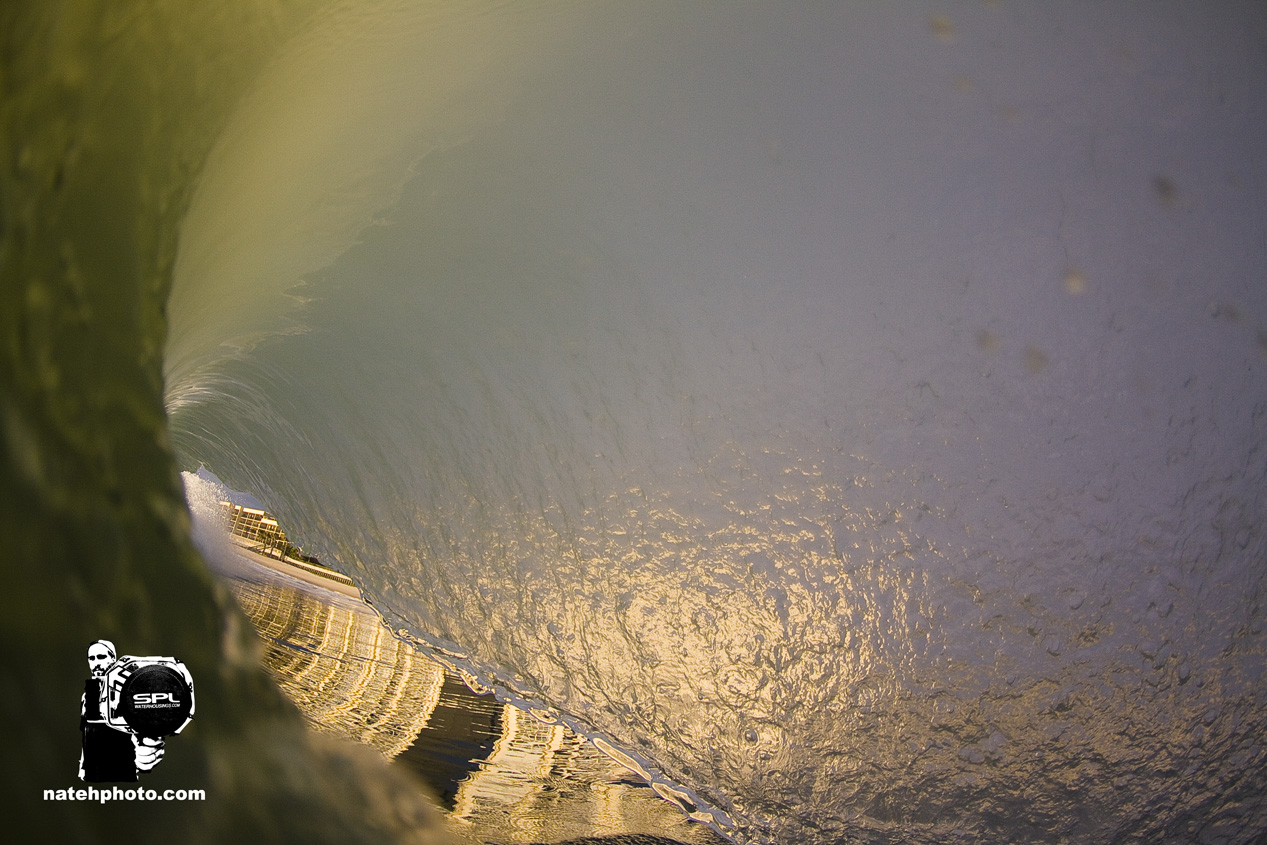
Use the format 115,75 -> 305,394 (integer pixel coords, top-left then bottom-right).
220,502 -> 284,547
219,501 -> 314,562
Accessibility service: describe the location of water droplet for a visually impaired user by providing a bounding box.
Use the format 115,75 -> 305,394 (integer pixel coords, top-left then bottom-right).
930,16 -> 955,43
1024,346 -> 1048,374
1063,269 -> 1087,295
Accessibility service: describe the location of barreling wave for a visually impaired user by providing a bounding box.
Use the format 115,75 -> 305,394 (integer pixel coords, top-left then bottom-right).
160,3 -> 1267,844
3,2 -> 465,843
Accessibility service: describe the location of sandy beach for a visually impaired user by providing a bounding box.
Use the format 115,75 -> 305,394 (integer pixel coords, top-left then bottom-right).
214,535 -> 365,601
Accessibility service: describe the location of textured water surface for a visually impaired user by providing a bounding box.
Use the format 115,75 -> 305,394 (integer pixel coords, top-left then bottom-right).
161,3 -> 1267,843
196,506 -> 724,845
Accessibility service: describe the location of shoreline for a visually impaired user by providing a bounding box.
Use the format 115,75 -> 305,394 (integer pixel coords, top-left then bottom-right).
222,535 -> 364,600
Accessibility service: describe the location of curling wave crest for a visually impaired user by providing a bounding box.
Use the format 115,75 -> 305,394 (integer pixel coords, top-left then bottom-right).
165,4 -> 1267,842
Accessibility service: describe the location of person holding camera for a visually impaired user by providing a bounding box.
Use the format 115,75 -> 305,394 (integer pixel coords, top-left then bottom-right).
79,640 -> 164,782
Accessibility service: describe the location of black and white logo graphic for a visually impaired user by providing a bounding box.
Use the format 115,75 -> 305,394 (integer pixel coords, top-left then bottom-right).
79,640 -> 195,783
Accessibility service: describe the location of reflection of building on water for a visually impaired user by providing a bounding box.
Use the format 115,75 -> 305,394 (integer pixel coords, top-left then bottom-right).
231,579 -> 444,758
225,571 -> 726,844
438,702 -> 727,844
451,703 -> 567,821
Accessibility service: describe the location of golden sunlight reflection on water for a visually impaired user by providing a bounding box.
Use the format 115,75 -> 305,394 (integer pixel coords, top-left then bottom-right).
221,552 -> 726,845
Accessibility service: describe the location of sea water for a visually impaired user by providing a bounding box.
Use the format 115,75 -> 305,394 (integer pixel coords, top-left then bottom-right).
153,2 -> 1267,843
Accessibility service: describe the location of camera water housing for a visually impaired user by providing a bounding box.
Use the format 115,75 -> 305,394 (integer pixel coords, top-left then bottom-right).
101,656 -> 195,739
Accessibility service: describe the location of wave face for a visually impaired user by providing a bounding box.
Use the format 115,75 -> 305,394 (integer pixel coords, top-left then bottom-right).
166,3 -> 1267,842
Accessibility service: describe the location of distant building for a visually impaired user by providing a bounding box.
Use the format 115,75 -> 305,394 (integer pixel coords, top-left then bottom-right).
218,502 -> 326,566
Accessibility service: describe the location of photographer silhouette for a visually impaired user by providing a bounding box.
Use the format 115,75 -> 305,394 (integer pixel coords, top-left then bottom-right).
79,641 -> 166,782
